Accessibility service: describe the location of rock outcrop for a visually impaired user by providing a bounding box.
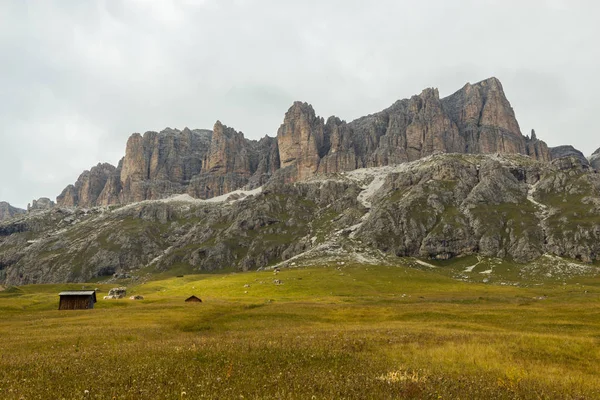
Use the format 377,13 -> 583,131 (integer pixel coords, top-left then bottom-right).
57,163 -> 117,207
590,148 -> 600,171
187,122 -> 277,199
550,145 -> 589,166
117,128 -> 212,204
524,129 -> 550,161
58,126 -> 280,207
0,202 -> 25,222
27,198 -> 55,212
277,102 -> 328,180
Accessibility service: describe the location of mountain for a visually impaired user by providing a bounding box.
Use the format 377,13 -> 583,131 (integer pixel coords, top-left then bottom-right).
5,77 -> 600,286
0,202 -> 25,222
56,77 -> 550,208
1,152 -> 599,285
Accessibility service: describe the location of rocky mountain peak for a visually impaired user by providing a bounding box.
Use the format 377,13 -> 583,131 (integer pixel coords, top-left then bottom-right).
443,76 -> 522,138
212,120 -> 242,140
205,121 -> 253,174
287,101 -> 317,118
530,129 -> 537,140
57,163 -> 117,208
277,101 -> 327,178
418,87 -> 440,100
478,75 -> 502,88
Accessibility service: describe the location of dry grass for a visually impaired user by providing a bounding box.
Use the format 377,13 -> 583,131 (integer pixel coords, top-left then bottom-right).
1,263 -> 599,399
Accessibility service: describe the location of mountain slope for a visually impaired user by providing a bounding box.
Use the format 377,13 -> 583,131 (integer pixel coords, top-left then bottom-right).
2,153 -> 599,285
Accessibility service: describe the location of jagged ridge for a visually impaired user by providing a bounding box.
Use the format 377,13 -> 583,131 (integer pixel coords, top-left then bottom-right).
55,77 -> 553,208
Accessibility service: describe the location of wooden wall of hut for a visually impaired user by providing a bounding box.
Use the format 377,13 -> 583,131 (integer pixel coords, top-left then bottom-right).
59,295 -> 94,310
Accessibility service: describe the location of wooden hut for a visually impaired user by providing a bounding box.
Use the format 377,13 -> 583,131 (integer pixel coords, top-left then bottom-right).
58,290 -> 97,310
185,295 -> 202,303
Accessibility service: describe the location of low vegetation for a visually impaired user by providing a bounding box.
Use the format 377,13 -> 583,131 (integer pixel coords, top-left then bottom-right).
1,262 -> 599,399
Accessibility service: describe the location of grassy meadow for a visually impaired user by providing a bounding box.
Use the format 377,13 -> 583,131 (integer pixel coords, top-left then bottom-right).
1,262 -> 600,399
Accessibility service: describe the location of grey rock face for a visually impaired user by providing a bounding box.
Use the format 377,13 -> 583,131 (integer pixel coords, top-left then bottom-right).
58,126 -> 280,208
590,147 -> 600,171
550,145 -> 589,166
187,122 -> 279,199
119,128 -> 212,203
357,155 -> 544,262
0,202 -> 25,222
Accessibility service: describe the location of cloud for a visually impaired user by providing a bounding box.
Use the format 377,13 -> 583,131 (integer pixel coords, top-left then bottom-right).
1,0 -> 599,208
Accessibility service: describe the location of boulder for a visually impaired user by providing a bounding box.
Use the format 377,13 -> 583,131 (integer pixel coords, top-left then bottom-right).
107,287 -> 127,299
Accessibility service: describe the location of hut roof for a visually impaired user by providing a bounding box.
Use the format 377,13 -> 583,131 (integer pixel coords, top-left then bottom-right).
59,291 -> 97,302
185,295 -> 202,302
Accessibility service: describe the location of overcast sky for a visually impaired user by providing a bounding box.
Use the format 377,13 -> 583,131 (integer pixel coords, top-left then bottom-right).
1,0 -> 599,208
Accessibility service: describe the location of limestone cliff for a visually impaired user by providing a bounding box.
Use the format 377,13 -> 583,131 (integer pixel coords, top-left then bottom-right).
57,163 -> 117,207
277,102 -> 328,180
118,128 -> 211,204
188,122 -> 257,199
277,77 -> 551,181
58,125 -> 281,207
55,77 -> 552,207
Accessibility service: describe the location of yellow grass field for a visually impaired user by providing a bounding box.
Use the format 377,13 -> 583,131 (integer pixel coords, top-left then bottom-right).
1,263 -> 599,399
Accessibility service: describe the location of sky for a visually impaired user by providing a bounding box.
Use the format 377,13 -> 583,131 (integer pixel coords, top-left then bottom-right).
1,0 -> 599,209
